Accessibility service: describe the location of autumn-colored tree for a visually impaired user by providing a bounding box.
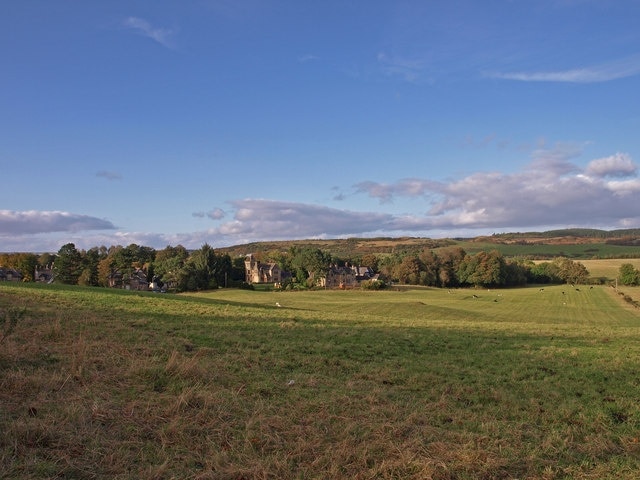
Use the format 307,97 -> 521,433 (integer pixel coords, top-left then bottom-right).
552,257 -> 589,285
395,256 -> 423,284
437,247 -> 466,287
458,250 -> 506,287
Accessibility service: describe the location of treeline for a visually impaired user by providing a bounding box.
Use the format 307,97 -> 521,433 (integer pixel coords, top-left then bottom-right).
491,228 -> 640,240
1,243 -> 238,292
372,248 -> 590,287
230,245 -> 591,288
1,242 -> 592,291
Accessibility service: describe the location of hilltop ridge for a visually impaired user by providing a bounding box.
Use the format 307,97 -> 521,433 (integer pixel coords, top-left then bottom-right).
216,228 -> 640,260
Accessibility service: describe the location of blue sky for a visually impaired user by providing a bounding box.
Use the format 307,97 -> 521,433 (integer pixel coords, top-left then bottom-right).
2,0 -> 640,252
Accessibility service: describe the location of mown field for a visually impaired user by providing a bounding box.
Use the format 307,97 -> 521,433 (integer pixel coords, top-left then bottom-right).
2,282 -> 640,479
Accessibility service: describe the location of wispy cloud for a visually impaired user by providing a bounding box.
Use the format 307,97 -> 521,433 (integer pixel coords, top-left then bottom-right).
96,170 -> 122,181
377,52 -> 426,82
193,208 -> 226,220
298,53 -> 319,63
122,17 -> 176,49
487,54 -> 640,83
354,179 -> 437,203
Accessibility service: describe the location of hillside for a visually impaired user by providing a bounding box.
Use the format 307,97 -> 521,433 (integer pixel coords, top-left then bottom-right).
217,237 -> 456,259
217,229 -> 640,260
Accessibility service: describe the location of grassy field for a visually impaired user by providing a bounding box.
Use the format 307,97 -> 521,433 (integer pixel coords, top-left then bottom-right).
581,259 -> 640,282
2,282 -> 640,479
453,241 -> 640,260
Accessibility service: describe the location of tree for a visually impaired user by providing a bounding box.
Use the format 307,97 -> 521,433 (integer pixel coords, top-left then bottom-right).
395,256 -> 423,284
377,253 -> 403,283
360,254 -> 379,272
288,247 -> 331,285
153,245 -> 189,289
176,244 -> 232,292
436,247 -> 466,287
9,253 -> 38,282
504,258 -> 529,286
553,257 -> 589,285
78,247 -> 101,286
458,250 -> 506,287
618,263 -> 640,286
528,261 -> 562,284
418,250 -> 439,286
97,256 -> 115,287
53,243 -> 83,285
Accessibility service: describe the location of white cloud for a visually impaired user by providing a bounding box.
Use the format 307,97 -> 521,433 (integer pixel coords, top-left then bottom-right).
216,199 -> 395,238
122,17 -> 176,49
487,54 -> 640,83
586,153 -> 637,178
354,149 -> 640,230
0,210 -> 116,236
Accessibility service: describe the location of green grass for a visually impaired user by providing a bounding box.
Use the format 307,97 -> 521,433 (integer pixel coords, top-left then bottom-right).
1,282 -> 640,479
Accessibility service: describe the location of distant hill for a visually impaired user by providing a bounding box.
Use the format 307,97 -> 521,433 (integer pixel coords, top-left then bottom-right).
217,237 -> 457,259
217,229 -> 640,260
478,228 -> 640,243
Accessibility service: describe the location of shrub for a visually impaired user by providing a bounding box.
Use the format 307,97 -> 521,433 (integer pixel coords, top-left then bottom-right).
361,279 -> 387,290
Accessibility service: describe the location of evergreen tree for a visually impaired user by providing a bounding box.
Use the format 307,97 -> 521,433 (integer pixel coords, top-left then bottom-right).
53,243 -> 83,285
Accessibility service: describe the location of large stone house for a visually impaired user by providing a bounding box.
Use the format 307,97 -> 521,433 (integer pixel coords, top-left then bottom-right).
316,265 -> 357,289
244,255 -> 283,284
34,265 -> 54,283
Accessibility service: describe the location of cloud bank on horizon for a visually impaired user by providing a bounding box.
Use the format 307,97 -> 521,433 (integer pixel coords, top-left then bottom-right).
2,150 -> 638,252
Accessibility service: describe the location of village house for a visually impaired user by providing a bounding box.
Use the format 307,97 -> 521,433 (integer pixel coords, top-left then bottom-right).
107,268 -> 149,291
0,268 -> 22,282
351,265 -> 378,282
316,264 -> 379,289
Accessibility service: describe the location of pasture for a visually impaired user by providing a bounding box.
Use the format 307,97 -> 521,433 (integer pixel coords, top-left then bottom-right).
1,282 -> 640,479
